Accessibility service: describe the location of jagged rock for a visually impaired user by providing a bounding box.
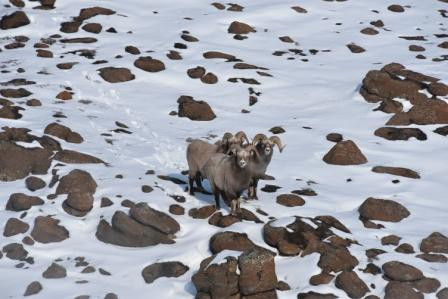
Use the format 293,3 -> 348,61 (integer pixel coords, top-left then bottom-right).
141,261 -> 189,284
323,140 -> 367,165
31,216 -> 69,243
228,21 -> 255,34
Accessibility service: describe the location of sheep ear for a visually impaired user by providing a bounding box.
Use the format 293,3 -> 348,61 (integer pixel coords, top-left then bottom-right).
228,148 -> 237,156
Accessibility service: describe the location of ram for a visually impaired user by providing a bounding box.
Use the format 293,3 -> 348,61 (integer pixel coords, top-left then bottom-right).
200,145 -> 257,214
186,131 -> 248,194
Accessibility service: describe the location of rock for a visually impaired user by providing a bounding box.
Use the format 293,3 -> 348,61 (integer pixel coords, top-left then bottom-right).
374,99 -> 403,114
181,34 -> 199,42
187,66 -> 206,79
291,6 -> 307,13
381,235 -> 401,246
359,197 -> 410,223
63,192 -> 94,216
24,281 -> 42,296
385,281 -> 423,299
437,288 -> 448,299
361,27 -> 379,35
42,263 -> 66,278
416,253 -> 447,263
0,88 -> 32,98
134,56 -> 165,72
201,72 -> 218,84
3,218 -> 29,237
362,263 -> 382,275
374,127 -> 427,141
141,185 -> 153,193
44,123 -> 83,144
0,105 -> 23,120
129,202 -> 180,235
413,277 -> 441,293
188,205 -> 216,219
276,194 -> 305,207
406,99 -> 448,125
96,211 -> 174,247
125,45 -> 140,55
315,215 -> 351,234
365,248 -> 386,259
26,98 -> 41,106
420,232 -> 448,253
228,21 -> 255,34
81,266 -> 95,273
297,292 -> 337,299
209,231 -> 256,254
428,82 -> 448,97
318,244 -> 359,272
31,216 -> 69,243
25,176 -> 46,191
100,197 -> 113,207
98,67 -> 135,83
372,166 -> 420,179
409,45 -> 425,52
388,4 -> 405,12
0,11 -> 30,29
141,261 -> 189,284
322,140 -> 367,165
395,243 -> 414,254
208,212 -> 240,228
78,7 -> 115,21
57,62 -> 78,69
269,126 -> 285,134
347,43 -> 365,53
177,95 -> 216,121
6,193 -> 44,211
335,271 -> 369,298
2,243 -> 28,260
82,23 -> 102,34
56,169 -> 97,195
60,37 -> 97,43
167,50 -> 182,60
203,51 -> 236,61
279,36 -> 294,43
104,293 -> 118,299
238,247 -> 277,296
56,90 -> 73,100
276,280 -> 291,291
261,184 -> 281,193
326,133 -> 343,142
310,272 -> 334,285
382,261 -> 423,282
54,150 -> 104,164
169,204 -> 184,215
60,21 -> 81,33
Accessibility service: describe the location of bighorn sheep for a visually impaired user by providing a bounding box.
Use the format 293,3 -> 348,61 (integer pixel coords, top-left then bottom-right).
186,131 -> 249,195
248,134 -> 285,200
200,145 -> 257,214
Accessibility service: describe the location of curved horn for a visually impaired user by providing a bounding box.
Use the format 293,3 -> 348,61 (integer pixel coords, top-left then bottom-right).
235,131 -> 249,145
269,136 -> 285,153
221,132 -> 233,143
252,133 -> 268,146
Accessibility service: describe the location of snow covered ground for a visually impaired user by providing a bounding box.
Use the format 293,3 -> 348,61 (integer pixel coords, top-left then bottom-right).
1,0 -> 447,298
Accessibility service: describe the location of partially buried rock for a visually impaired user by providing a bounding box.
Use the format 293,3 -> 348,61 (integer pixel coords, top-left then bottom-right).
42,263 -> 66,279
335,271 -> 369,299
276,194 -> 305,207
177,95 -> 216,121
82,23 -> 102,34
374,127 -> 427,141
381,235 -> 401,246
201,72 -> 218,84
44,123 -> 83,144
134,56 -> 165,72
326,133 -> 343,142
24,281 -> 42,296
141,261 -> 189,284
6,193 -> 44,211
129,202 -> 180,235
187,66 -> 206,79
420,232 -> 448,254
228,21 -> 255,34
209,231 -> 256,254
0,11 -> 30,30
382,261 -> 423,282
188,205 -> 216,219
3,218 -> 29,237
347,43 -> 365,53
63,192 -> 94,217
385,281 -> 423,299
323,140 -> 367,165
31,216 -> 69,243
169,204 -> 184,215
53,150 -> 104,164
359,197 -> 410,223
372,166 -> 420,179
388,4 -> 405,12
125,45 -> 140,55
0,88 -> 32,98
98,67 -> 135,83
56,169 -> 97,195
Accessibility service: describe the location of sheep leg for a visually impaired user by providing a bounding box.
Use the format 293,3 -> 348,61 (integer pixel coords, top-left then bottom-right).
230,199 -> 237,216
188,174 -> 195,195
214,191 -> 221,210
248,178 -> 259,200
253,178 -> 259,200
195,173 -> 204,192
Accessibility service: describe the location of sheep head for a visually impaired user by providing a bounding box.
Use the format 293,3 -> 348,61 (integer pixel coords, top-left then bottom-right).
252,134 -> 285,156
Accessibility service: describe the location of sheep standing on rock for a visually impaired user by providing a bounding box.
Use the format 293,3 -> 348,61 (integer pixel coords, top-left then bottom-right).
186,131 -> 249,195
200,145 -> 258,215
248,134 -> 285,200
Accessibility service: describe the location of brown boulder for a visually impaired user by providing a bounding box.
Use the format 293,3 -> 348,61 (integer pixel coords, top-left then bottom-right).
203,51 -> 237,61
98,67 -> 135,83
3,218 -> 29,237
209,231 -> 256,254
388,4 -> 405,12
359,197 -> 410,223
0,88 -> 32,98
420,232 -> 448,253
413,277 -> 441,293
335,271 -> 369,298
24,281 -> 42,296
437,288 -> 448,299
188,205 -> 216,219
347,43 -> 365,53
42,263 -> 66,278
25,176 -> 46,191
0,11 -> 30,29
407,99 -> 448,125
53,150 -> 104,164
395,243 -> 415,254
142,261 -> 189,284
385,281 -> 423,299
297,291 -> 337,299
382,261 -> 423,282
95,211 -> 174,247
428,82 -> 448,97
31,216 -> 69,243
82,22 -> 102,34
60,21 -> 81,33
416,253 -> 447,263
187,66 -> 206,79
78,6 -> 115,21
44,123 -> 83,143
169,204 -> 184,215
201,72 -> 218,84
276,194 -> 305,207
129,202 -> 180,235
381,235 -> 401,246
228,21 -> 255,34
372,166 -> 420,179
318,244 -> 359,272
322,140 -> 367,165
309,272 -> 334,286
134,56 -> 165,72
56,169 -> 97,195
63,192 -> 94,216
2,243 -> 28,260
374,127 -> 427,141
6,193 -> 44,211
177,95 -> 216,121
326,133 -> 343,142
